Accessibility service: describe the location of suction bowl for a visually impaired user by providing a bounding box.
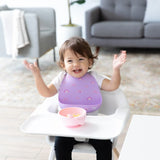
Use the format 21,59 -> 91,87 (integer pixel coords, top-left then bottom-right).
59,107 -> 86,127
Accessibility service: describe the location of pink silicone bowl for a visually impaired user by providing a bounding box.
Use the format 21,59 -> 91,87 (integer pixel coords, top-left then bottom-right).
59,107 -> 86,127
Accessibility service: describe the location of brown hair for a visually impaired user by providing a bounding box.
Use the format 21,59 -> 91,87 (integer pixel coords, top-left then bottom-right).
59,37 -> 97,69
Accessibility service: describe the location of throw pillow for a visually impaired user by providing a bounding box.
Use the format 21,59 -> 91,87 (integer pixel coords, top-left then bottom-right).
0,5 -> 8,11
143,0 -> 160,23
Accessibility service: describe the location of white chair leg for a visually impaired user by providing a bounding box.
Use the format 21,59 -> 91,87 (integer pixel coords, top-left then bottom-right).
48,146 -> 56,160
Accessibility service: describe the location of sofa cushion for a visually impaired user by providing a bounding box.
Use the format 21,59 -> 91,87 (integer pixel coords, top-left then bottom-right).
143,0 -> 160,23
144,23 -> 160,38
100,0 -> 146,21
91,21 -> 144,38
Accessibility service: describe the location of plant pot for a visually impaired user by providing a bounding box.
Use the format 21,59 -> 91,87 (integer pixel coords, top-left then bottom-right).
58,25 -> 82,46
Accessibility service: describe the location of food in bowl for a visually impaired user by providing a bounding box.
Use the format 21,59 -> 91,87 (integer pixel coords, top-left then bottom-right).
59,107 -> 86,127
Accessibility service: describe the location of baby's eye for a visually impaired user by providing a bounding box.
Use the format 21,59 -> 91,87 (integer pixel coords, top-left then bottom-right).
67,60 -> 72,63
79,58 -> 84,61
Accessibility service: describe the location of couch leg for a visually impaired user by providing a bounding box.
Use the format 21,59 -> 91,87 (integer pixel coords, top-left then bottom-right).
36,58 -> 39,68
53,48 -> 56,62
95,46 -> 100,57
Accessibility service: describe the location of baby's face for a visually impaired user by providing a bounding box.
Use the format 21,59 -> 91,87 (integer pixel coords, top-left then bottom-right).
62,49 -> 92,78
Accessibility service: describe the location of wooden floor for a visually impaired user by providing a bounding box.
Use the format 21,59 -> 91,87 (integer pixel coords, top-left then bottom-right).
0,106 -> 129,160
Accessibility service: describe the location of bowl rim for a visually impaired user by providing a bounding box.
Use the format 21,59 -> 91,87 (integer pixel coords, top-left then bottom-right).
59,107 -> 86,118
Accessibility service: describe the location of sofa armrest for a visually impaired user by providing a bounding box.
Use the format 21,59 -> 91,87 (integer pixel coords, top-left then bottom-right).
24,12 -> 39,35
11,7 -> 56,31
23,13 -> 40,56
85,6 -> 101,39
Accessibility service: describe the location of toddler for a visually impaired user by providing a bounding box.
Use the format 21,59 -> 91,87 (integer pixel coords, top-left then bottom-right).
24,37 -> 126,160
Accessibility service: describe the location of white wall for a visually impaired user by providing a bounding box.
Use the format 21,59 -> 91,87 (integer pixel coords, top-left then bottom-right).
0,0 -> 100,44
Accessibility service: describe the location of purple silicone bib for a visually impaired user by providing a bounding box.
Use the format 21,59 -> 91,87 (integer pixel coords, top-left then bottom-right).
58,73 -> 102,113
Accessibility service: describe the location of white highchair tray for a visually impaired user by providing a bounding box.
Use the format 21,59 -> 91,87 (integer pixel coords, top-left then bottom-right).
20,104 -> 122,139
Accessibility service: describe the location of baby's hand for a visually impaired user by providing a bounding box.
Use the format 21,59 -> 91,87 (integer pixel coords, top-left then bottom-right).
23,60 -> 40,75
113,50 -> 126,70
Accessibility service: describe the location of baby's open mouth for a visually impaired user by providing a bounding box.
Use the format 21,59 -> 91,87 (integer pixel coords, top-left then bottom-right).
73,69 -> 82,73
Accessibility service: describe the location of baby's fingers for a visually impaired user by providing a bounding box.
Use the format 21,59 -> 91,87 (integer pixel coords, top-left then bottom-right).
24,60 -> 31,70
34,61 -> 38,68
114,54 -> 118,59
120,51 -> 127,60
29,63 -> 35,69
121,50 -> 126,54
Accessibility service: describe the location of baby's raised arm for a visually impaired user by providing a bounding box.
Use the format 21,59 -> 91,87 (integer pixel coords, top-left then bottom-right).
113,50 -> 126,70
24,60 -> 57,97
101,50 -> 127,91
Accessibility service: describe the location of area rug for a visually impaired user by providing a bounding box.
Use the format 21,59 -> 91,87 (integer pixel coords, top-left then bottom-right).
0,48 -> 160,114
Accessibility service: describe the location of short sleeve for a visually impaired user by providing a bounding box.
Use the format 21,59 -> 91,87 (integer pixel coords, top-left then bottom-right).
51,71 -> 66,91
90,71 -> 109,88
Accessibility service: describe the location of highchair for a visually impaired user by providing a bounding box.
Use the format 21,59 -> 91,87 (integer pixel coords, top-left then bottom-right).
44,88 -> 130,160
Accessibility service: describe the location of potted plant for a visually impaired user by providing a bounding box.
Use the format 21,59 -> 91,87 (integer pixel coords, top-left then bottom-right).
65,0 -> 86,26
59,0 -> 86,46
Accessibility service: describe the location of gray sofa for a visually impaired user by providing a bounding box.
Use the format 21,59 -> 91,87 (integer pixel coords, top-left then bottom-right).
85,0 -> 160,48
0,6 -> 56,61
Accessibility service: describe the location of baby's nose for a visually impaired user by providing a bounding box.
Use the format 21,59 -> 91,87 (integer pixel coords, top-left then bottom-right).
73,61 -> 79,66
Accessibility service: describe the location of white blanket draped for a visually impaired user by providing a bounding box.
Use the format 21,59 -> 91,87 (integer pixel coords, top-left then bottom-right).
0,9 -> 29,58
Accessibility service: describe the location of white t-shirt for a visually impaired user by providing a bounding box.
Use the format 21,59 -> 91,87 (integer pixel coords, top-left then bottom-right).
51,71 -> 106,92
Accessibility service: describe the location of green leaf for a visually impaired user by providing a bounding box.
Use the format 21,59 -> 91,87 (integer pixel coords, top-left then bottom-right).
70,0 -> 86,6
